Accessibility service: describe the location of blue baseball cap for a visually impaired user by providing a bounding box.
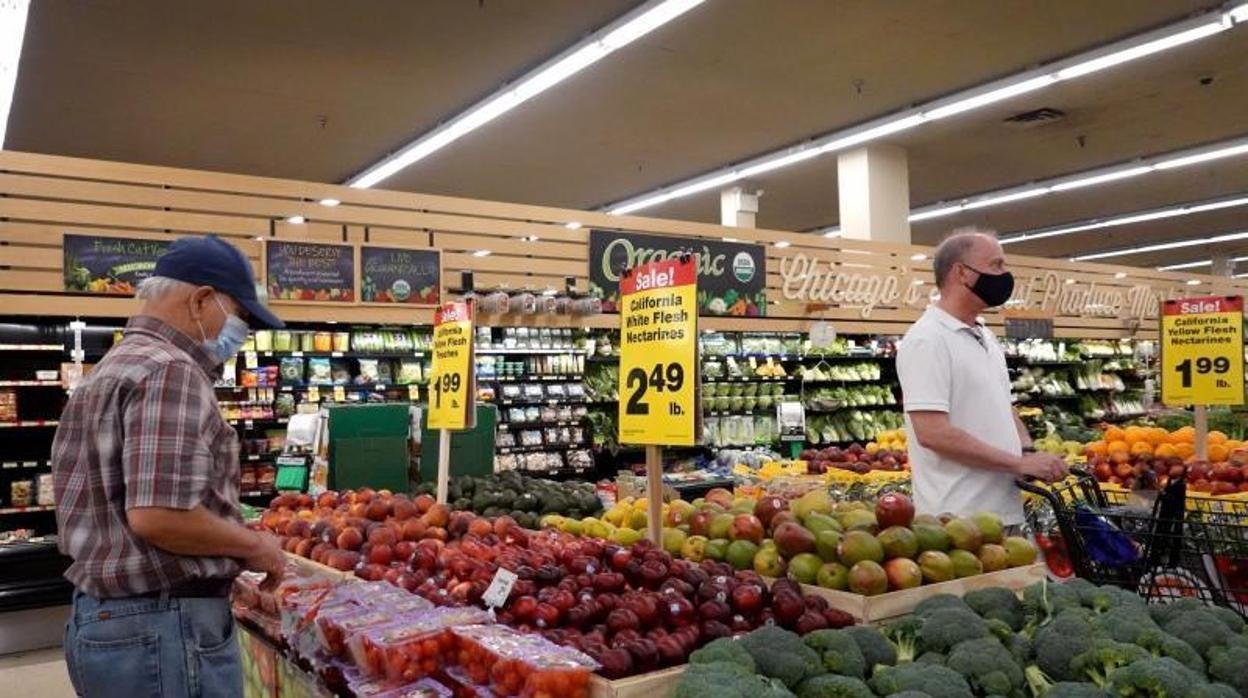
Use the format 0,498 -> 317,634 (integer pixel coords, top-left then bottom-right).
155,235 -> 285,329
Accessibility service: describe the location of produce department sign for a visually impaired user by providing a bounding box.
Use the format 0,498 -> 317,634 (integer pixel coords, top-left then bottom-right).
618,257 -> 699,446
63,233 -> 171,295
360,246 -> 440,305
1160,296 -> 1245,406
265,241 -> 355,302
589,229 -> 766,317
428,300 -> 476,430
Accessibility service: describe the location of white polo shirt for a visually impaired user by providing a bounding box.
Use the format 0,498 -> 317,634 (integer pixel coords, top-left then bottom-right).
896,304 -> 1025,525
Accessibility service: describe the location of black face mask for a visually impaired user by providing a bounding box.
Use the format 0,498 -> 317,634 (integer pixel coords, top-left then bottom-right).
962,264 -> 1015,307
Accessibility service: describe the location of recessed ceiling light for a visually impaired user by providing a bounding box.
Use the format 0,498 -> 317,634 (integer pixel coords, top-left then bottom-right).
910,253 -> 927,261
774,241 -> 791,248
1186,279 -> 1202,285
285,215 -> 306,224
318,198 -> 341,207
564,221 -> 583,230
472,250 -> 492,257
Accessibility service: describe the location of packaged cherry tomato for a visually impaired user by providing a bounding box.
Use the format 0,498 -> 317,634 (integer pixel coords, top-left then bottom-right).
452,625 -> 597,698
315,605 -> 397,657
346,666 -> 454,698
349,607 -> 491,683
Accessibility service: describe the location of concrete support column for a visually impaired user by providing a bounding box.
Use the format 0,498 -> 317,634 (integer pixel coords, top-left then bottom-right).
1210,255 -> 1235,277
720,186 -> 758,228
837,143 -> 911,243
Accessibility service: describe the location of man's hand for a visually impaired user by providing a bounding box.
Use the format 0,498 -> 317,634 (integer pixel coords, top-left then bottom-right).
244,530 -> 286,590
1016,452 -> 1068,483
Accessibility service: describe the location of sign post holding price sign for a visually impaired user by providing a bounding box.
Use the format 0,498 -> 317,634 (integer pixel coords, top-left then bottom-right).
618,256 -> 699,543
428,300 -> 476,503
1161,296 -> 1245,460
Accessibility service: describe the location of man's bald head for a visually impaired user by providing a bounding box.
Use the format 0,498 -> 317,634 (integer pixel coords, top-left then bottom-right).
932,230 -> 1005,291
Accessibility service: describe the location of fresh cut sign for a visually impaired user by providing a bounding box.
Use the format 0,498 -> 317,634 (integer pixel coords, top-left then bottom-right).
589,229 -> 766,317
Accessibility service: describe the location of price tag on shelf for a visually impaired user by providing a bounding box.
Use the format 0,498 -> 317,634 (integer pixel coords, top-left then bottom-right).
22,461 -> 37,469
291,351 -> 303,358
332,386 -> 346,402
428,301 -> 476,430
243,351 -> 258,369
408,384 -> 420,401
481,568 -> 518,609
1161,296 -> 1245,406
617,256 -> 699,446
2,462 -> 16,470
306,386 -> 320,402
331,352 -> 343,358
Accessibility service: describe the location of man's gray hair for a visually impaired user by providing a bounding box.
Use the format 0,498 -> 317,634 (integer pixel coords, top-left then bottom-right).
136,275 -> 196,300
932,228 -> 996,290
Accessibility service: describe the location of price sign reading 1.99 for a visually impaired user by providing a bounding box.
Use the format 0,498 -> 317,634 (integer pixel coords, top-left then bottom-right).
618,256 -> 700,446
1161,296 -> 1245,406
428,300 -> 475,430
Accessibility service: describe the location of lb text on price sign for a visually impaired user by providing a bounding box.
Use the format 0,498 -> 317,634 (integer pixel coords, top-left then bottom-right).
618,256 -> 700,446
1161,296 -> 1244,406
428,300 -> 476,430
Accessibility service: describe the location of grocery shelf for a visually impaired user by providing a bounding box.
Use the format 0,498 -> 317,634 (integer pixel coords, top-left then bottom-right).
477,347 -> 581,355
0,345 -> 64,352
586,355 -> 620,363
243,453 -> 281,462
0,381 -> 61,387
276,383 -> 423,392
496,443 -> 587,455
239,491 -> 276,499
702,376 -> 792,383
0,460 -> 45,469
1005,358 -> 1081,366
255,350 -> 427,359
0,505 -> 55,515
488,374 -> 583,383
799,378 -> 889,385
803,403 -> 899,413
225,417 -> 289,427
703,353 -> 803,361
0,421 -> 59,429
497,419 -> 587,429
490,398 -> 590,407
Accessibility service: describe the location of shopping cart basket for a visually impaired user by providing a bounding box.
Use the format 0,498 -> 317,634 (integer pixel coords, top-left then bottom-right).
1018,469 -> 1248,617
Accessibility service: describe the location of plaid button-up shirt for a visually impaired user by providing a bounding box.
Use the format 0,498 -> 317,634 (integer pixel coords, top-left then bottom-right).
52,315 -> 242,598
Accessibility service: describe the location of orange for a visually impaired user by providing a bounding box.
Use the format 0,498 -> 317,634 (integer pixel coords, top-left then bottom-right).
1174,426 -> 1197,444
1130,441 -> 1153,457
1124,426 -> 1148,445
1155,443 -> 1178,459
1104,426 -> 1126,444
1226,440 -> 1244,452
1107,440 -> 1130,454
1148,428 -> 1169,446
1175,442 -> 1196,460
1085,441 -> 1108,458
1207,430 -> 1228,445
1208,444 -> 1230,463
1110,450 -> 1131,465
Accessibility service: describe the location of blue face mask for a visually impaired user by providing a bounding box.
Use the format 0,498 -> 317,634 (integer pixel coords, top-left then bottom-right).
198,294 -> 249,364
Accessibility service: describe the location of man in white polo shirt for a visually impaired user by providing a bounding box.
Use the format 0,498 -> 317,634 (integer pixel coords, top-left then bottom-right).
897,231 -> 1066,527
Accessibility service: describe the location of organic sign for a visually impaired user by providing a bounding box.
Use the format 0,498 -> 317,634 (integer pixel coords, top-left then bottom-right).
428,301 -> 475,430
361,246 -> 440,305
618,257 -> 699,446
63,234 -> 171,295
1160,296 -> 1244,406
266,241 -> 355,302
589,229 -> 765,317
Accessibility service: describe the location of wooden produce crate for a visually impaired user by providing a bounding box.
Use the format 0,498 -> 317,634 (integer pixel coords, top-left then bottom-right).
792,562 -> 1046,624
590,666 -> 685,698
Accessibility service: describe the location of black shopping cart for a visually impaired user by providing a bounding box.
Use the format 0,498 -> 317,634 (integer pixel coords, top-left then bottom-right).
1018,469 -> 1248,618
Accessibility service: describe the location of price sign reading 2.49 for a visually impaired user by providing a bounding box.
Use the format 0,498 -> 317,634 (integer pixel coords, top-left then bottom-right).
618,256 -> 700,446
428,300 -> 476,430
1161,296 -> 1245,407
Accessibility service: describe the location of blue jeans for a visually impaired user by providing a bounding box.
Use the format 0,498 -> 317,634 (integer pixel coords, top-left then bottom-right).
64,590 -> 242,698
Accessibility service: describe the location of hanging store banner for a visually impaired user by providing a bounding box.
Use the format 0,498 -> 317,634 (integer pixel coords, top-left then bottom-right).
618,256 -> 700,446
1160,296 -> 1245,406
265,241 -> 356,303
589,229 -> 766,317
360,246 -> 441,305
63,233 -> 171,295
428,300 -> 476,430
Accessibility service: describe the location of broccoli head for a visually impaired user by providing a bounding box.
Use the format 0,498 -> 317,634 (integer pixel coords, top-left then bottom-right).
918,608 -> 991,654
1070,640 -> 1150,687
740,625 -> 824,689
886,692 -> 934,698
869,663 -> 973,698
804,629 -> 867,679
690,637 -> 756,673
1185,684 -> 1240,698
1093,604 -> 1161,645
795,673 -> 875,698
674,662 -> 771,698
945,637 -> 1025,697
1103,656 -> 1204,698
1023,579 -> 1083,628
1206,644 -> 1248,695
1161,608 -> 1237,658
844,625 -> 898,671
915,652 -> 947,666
1046,682 -> 1111,698
1204,605 -> 1244,634
915,594 -> 974,618
1148,599 -> 1211,626
965,586 -> 1027,630
1134,629 -> 1206,675
1034,609 -> 1098,681
881,616 -> 924,663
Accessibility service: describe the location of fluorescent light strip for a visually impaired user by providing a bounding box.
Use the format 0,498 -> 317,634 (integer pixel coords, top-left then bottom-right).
1002,192 -> 1248,244
1072,229 -> 1248,261
1157,255 -> 1248,271
605,9 -> 1238,215
347,0 -> 705,189
0,0 -> 30,147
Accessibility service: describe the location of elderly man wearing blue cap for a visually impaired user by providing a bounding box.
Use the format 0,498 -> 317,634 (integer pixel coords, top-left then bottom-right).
52,235 -> 286,698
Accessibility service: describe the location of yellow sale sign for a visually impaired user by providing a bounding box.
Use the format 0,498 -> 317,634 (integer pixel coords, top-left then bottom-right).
428,300 -> 475,430
618,257 -> 699,446
1161,296 -> 1244,406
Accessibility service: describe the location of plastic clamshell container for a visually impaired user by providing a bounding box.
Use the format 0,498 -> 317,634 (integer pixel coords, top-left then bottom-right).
452,624 -> 597,698
315,604 -> 397,657
349,607 -> 491,683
